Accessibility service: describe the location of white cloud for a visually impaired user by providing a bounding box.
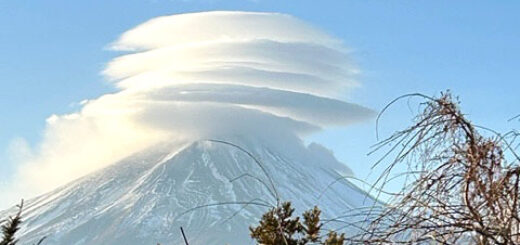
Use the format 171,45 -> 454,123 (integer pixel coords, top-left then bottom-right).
110,11 -> 343,51
6,137 -> 33,165
1,11 -> 374,208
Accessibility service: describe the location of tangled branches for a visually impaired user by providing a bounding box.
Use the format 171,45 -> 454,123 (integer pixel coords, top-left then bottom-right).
359,92 -> 520,244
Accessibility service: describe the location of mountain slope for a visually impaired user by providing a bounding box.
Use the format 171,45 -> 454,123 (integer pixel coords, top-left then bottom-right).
1,137 -> 377,245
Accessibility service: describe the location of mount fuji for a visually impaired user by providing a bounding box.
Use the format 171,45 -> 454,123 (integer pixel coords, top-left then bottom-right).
1,136 -> 377,245
0,11 -> 378,245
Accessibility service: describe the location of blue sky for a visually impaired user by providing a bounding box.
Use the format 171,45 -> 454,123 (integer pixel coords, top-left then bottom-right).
1,0 -> 519,196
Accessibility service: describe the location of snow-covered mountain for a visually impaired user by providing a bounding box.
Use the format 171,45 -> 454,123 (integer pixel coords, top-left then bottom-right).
0,11 -> 379,245
1,136 -> 377,245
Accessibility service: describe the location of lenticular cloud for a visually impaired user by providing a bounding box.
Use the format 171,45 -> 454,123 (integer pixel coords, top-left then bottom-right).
2,11 -> 374,206
103,11 -> 373,137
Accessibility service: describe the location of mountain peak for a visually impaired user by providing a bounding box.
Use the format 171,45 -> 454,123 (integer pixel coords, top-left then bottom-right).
2,139 -> 374,245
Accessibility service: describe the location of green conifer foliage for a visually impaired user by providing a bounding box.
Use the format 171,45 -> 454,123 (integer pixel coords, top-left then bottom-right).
250,202 -> 345,245
324,231 -> 345,245
250,202 -> 302,245
301,206 -> 321,244
0,201 -> 23,245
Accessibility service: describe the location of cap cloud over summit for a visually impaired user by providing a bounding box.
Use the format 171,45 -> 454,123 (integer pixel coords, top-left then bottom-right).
2,11 -> 374,207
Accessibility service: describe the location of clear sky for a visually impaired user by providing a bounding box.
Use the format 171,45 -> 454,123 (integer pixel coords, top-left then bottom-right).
1,0 -> 519,199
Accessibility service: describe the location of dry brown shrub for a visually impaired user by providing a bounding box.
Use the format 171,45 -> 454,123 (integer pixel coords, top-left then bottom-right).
345,92 -> 520,244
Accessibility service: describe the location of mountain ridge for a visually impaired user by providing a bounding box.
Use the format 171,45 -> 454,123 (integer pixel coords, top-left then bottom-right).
1,137 -> 376,245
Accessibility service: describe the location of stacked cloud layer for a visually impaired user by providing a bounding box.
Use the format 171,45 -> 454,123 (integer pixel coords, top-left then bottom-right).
103,11 -> 373,136
2,11 -> 374,207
